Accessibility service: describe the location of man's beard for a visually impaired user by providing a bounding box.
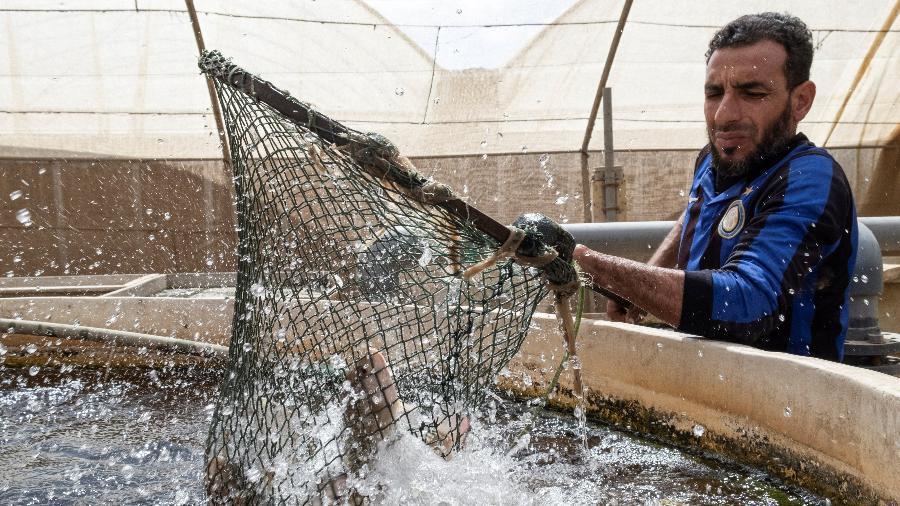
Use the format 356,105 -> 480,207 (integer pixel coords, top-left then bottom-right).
709,103 -> 794,179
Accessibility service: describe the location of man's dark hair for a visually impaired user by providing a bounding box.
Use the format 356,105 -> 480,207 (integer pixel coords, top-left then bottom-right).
706,12 -> 814,89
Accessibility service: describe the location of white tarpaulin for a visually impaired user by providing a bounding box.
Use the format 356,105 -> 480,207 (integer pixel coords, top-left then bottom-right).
1,0 -> 896,158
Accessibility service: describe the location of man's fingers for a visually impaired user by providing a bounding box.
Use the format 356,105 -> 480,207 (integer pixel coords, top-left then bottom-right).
605,299 -> 628,322
626,306 -> 646,324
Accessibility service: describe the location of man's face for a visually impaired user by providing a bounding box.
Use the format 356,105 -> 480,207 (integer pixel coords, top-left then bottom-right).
704,40 -> 796,177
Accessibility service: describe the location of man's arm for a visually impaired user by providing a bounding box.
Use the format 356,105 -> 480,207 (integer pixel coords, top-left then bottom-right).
602,214 -> 684,323
646,214 -> 684,269
575,243 -> 685,327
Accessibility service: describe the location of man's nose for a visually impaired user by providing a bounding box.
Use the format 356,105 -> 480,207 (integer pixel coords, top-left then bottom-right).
714,91 -> 742,126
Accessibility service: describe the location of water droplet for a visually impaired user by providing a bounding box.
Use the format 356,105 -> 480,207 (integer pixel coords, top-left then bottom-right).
860,274 -> 868,284
38,168 -> 46,175
863,298 -> 870,306
163,212 -> 172,221
25,343 -> 38,354
0,343 -> 6,355
145,208 -> 153,216
678,189 -> 686,197
28,365 -> 40,376
12,255 -> 21,264
394,87 -> 405,96
784,406 -> 792,417
569,355 -> 582,370
656,343 -> 663,351
555,195 -> 569,205
205,258 -> 214,267
480,140 -> 488,149
718,373 -> 725,381
456,8 -> 462,14
242,342 -> 252,352
95,248 -> 103,255
692,424 -> 705,437
480,154 -> 488,160
250,283 -> 266,298
9,190 -> 23,201
788,288 -> 795,295
697,350 -> 703,358
418,244 -> 433,267
15,209 -> 33,227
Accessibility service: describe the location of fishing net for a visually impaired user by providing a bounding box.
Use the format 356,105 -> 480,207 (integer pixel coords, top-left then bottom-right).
198,50 -> 581,504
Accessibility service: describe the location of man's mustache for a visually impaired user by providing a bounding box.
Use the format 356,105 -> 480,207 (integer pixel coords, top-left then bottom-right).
710,123 -> 755,135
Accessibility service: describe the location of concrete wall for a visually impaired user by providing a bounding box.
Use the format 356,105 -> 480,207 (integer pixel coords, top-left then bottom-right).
1,158 -> 236,277
506,315 -> 900,505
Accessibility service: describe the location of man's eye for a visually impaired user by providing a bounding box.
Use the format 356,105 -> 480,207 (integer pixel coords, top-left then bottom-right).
705,92 -> 722,98
746,91 -> 767,99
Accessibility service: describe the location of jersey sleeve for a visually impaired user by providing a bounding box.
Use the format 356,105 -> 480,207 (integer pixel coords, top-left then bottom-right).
677,154 -> 851,344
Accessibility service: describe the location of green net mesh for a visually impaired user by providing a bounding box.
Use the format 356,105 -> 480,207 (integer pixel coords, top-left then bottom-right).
200,52 -> 553,504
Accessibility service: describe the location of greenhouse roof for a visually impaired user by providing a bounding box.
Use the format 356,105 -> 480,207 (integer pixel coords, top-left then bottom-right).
1,0 -> 897,158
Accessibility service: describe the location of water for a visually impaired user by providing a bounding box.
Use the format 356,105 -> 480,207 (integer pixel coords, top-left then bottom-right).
0,366 -> 826,505
0,365 -> 217,505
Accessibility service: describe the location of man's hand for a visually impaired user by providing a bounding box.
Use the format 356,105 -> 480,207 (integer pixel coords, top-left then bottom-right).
606,298 -> 645,324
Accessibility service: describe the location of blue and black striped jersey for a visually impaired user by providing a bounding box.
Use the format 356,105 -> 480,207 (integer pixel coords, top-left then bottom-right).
677,134 -> 858,361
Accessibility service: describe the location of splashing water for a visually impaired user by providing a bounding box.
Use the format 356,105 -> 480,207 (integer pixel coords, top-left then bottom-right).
0,366 -> 826,505
15,209 -> 32,227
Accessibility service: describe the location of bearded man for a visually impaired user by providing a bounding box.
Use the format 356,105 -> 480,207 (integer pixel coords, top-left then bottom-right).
573,12 -> 858,361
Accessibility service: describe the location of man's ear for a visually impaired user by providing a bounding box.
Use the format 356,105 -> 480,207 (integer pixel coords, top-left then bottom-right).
791,80 -> 816,123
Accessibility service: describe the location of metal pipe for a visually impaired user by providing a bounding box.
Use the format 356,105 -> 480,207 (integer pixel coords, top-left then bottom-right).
859,217 -> 900,256
0,318 -> 228,358
564,221 -> 673,261
848,223 -> 882,342
565,217 -> 900,259
602,87 -> 617,222
579,0 -> 634,223
185,0 -> 231,167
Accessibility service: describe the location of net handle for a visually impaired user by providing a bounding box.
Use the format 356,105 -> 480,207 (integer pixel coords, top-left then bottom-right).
198,50 -> 631,309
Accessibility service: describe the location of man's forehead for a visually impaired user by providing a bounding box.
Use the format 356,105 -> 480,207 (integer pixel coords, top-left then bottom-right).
706,40 -> 787,82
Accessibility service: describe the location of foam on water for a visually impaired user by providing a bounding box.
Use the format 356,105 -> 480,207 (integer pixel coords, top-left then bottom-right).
359,430 -> 536,504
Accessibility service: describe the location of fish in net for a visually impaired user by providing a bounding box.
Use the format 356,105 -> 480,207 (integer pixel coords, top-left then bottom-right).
198,50 -> 589,504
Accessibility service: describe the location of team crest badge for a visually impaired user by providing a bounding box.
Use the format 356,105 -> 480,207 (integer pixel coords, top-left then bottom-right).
718,200 -> 745,239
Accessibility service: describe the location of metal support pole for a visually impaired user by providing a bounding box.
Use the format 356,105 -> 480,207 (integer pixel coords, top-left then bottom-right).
579,0 -> 633,223
185,0 -> 231,167
580,151 -> 590,221
602,87 -> 617,222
